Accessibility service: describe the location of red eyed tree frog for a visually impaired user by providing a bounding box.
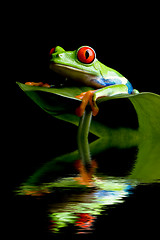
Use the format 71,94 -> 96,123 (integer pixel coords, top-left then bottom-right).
26,46 -> 139,117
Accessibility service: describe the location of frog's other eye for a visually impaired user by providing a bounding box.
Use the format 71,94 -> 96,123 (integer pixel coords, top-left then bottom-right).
49,47 -> 56,55
77,46 -> 95,64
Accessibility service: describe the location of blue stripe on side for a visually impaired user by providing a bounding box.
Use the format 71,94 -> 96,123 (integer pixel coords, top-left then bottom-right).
91,78 -> 133,94
92,78 -> 122,87
126,81 -> 133,94
103,78 -> 123,86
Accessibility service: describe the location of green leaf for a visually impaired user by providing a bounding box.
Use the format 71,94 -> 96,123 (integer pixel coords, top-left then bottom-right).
16,82 -> 116,137
17,82 -> 160,183
17,82 -> 160,138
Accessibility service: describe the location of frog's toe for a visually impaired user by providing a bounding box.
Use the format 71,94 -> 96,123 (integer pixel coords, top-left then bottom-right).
75,103 -> 86,117
42,83 -> 51,87
75,92 -> 87,100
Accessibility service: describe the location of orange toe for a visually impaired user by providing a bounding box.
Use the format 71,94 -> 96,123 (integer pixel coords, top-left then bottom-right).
75,92 -> 87,100
42,83 -> 51,87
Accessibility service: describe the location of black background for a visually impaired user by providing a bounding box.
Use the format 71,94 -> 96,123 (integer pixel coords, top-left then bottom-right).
5,3 -> 160,239
8,4 -> 159,185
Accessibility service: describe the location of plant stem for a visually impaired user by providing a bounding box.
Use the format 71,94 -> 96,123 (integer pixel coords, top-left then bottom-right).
77,109 -> 92,170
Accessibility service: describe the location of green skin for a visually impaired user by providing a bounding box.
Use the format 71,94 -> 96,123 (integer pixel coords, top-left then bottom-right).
49,46 -> 138,103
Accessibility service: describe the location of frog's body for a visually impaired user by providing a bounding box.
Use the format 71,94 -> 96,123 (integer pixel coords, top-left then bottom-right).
49,46 -> 134,93
26,45 -> 138,116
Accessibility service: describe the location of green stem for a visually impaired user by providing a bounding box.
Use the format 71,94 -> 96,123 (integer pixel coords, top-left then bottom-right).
77,109 -> 92,169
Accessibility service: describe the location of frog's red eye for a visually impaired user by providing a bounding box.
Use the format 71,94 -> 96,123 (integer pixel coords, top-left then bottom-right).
49,47 -> 56,55
77,46 -> 95,64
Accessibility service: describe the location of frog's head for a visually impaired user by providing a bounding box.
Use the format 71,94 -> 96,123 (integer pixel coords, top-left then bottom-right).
49,46 -> 102,87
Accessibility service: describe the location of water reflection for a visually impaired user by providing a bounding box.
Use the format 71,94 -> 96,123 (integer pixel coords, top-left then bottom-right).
18,176 -> 137,234
49,177 -> 136,234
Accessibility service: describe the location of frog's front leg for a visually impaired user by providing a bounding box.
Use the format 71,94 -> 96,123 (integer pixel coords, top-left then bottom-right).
75,84 -> 129,117
25,82 -> 51,87
75,90 -> 98,117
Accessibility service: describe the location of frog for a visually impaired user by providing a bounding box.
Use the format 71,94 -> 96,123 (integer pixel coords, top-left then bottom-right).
25,45 -> 139,117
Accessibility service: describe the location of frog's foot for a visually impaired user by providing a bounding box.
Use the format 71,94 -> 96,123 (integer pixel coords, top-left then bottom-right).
132,89 -> 139,94
25,82 -> 51,87
75,90 -> 99,117
74,159 -> 98,186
